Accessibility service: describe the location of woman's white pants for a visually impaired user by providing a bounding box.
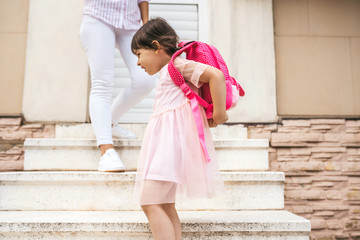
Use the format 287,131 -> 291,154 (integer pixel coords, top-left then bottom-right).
80,15 -> 154,146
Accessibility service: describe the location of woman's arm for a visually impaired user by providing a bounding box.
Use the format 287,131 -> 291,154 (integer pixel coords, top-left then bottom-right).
199,66 -> 228,127
138,1 -> 149,24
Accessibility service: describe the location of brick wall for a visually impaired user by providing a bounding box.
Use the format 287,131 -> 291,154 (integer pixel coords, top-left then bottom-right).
0,117 -> 55,171
248,119 -> 360,240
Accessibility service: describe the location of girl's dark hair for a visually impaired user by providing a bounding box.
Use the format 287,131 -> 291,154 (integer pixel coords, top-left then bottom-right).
131,17 -> 179,56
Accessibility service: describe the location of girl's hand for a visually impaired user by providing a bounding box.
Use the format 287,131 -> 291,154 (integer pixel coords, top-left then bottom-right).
208,111 -> 228,128
213,111 -> 228,125
199,66 -> 228,127
207,119 -> 217,128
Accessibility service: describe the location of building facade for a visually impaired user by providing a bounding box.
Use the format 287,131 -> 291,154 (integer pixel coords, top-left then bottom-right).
0,0 -> 359,239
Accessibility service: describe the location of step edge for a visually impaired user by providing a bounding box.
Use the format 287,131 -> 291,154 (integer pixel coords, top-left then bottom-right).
0,171 -> 285,182
0,210 -> 311,233
24,138 -> 269,148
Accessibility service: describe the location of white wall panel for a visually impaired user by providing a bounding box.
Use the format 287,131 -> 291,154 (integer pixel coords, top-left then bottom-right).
114,2 -> 198,123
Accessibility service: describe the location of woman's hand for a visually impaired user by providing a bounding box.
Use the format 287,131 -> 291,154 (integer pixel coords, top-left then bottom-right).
139,1 -> 149,25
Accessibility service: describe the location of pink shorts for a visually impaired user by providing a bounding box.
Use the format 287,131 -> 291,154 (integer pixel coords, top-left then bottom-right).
140,180 -> 177,206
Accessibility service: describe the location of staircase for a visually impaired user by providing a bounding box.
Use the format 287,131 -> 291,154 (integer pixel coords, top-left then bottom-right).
0,124 -> 311,239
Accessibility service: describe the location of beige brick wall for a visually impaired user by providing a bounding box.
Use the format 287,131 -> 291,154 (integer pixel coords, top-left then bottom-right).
274,0 -> 360,117
248,119 -> 360,240
0,117 -> 55,171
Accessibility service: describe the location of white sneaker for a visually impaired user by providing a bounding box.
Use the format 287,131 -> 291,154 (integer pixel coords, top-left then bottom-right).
112,124 -> 137,139
98,148 -> 125,172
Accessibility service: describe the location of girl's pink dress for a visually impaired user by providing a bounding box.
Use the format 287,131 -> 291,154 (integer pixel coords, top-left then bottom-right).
134,57 -> 224,205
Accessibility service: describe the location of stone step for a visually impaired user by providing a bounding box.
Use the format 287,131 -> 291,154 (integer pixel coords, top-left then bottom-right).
0,210 -> 311,239
55,123 -> 249,140
24,138 -> 269,171
0,171 -> 284,211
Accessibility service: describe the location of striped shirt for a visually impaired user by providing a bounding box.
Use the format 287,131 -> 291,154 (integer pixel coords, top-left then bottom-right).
83,0 -> 149,29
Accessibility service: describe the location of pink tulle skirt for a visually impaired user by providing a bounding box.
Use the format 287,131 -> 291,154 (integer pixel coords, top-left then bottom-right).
133,102 -> 224,205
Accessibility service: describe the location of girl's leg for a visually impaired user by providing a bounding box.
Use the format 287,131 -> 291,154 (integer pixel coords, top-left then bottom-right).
79,15 -> 115,149
141,204 -> 176,240
162,203 -> 182,240
140,181 -> 179,239
111,29 -> 155,124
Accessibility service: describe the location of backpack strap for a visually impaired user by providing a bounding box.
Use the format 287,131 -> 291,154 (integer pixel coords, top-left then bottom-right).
168,41 -> 196,86
168,41 -> 210,108
168,42 -> 211,162
180,83 -> 210,162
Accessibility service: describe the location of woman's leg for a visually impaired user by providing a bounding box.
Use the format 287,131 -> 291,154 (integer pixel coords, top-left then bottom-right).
80,15 -> 115,148
162,203 -> 182,240
141,204 -> 176,240
111,29 -> 155,124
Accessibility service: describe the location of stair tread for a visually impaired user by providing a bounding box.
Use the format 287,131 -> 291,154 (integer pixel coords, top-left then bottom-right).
24,138 -> 269,148
55,123 -> 249,140
0,171 -> 285,182
0,171 -> 285,211
24,138 -> 270,172
0,210 -> 310,232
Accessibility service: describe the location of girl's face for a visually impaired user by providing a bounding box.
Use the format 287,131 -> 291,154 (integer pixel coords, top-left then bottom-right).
134,48 -> 168,75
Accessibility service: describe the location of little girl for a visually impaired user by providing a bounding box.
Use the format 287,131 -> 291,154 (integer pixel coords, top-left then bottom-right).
132,18 -> 226,240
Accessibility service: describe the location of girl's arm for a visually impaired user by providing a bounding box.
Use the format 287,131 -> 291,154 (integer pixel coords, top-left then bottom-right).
138,1 -> 149,24
199,66 -> 228,127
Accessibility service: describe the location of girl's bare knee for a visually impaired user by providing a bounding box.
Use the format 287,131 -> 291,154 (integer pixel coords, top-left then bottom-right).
162,203 -> 175,211
141,204 -> 150,213
141,204 -> 160,214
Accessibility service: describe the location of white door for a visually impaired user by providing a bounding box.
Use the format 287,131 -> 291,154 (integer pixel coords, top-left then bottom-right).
113,0 -> 199,123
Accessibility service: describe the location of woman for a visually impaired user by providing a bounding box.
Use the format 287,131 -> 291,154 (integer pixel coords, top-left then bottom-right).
80,0 -> 154,172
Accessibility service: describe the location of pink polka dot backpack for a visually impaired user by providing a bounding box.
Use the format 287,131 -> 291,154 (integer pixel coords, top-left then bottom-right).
168,41 -> 245,162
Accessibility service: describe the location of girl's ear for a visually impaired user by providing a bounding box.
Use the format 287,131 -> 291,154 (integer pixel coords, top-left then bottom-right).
151,40 -> 161,54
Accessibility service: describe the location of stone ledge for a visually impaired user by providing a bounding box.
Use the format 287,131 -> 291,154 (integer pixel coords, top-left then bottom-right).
0,210 -> 311,233
23,138 -> 270,171
0,161 -> 23,171
0,118 -> 21,127
55,123 -> 248,140
0,171 -> 285,183
0,171 -> 285,211
24,138 -> 269,148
